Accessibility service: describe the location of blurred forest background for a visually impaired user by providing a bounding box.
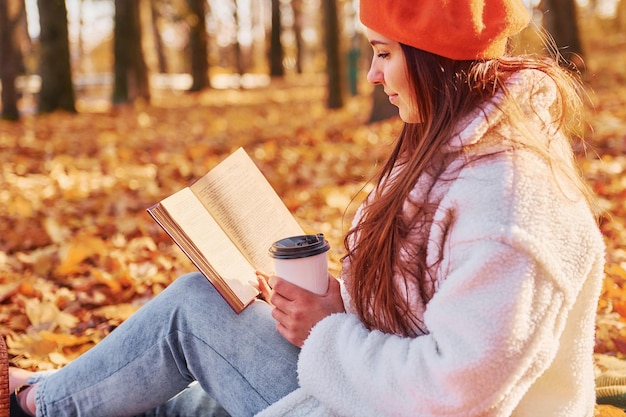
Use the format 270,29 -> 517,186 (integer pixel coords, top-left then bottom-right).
1,0 -> 626,371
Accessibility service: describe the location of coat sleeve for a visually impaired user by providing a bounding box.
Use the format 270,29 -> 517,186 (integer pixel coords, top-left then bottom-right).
295,151 -> 603,417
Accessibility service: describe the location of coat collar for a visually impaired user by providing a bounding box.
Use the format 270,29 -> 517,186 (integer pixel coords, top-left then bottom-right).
445,69 -> 558,152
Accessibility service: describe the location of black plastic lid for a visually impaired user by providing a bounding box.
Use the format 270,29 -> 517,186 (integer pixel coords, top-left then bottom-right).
268,234 -> 330,259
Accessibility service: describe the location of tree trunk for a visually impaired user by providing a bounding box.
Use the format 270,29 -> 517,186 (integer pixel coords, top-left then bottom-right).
0,0 -> 20,120
113,0 -> 150,104
150,0 -> 167,73
292,0 -> 304,74
541,0 -> 584,67
323,0 -> 343,109
15,0 -> 30,74
617,0 -> 626,31
187,0 -> 210,91
269,0 -> 284,77
77,0 -> 85,72
37,0 -> 76,113
233,0 -> 244,76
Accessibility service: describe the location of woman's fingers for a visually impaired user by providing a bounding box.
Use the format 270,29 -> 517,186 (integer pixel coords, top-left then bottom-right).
255,271 -> 273,304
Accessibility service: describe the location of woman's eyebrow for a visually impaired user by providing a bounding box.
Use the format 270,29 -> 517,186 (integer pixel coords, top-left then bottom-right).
370,40 -> 389,47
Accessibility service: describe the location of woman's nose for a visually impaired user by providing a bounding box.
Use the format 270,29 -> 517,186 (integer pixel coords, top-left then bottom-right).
367,63 -> 382,85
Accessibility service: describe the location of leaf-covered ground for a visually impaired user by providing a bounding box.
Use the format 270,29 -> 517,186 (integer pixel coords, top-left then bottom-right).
2,35 -> 626,370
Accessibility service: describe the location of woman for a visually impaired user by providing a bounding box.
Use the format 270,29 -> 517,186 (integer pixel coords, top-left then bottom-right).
10,0 -> 605,415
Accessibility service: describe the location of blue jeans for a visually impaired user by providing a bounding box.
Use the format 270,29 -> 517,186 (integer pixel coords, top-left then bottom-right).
28,273 -> 301,417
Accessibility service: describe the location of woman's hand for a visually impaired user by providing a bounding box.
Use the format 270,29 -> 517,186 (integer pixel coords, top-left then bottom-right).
257,272 -> 345,347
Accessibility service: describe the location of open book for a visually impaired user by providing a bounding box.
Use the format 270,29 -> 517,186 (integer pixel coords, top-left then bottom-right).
147,148 -> 304,313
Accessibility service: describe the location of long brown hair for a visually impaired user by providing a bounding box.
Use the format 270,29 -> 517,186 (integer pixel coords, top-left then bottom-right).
343,42 -> 591,337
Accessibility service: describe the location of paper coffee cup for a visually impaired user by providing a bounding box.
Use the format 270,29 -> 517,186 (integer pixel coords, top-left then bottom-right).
268,234 -> 331,295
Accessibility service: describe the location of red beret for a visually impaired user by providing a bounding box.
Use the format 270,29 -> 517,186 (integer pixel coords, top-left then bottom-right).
360,0 -> 531,60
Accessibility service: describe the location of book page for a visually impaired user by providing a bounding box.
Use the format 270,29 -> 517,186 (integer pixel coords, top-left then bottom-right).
158,187 -> 260,308
190,148 -> 304,273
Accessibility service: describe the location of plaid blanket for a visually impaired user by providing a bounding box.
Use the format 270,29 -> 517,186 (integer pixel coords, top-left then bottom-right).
595,353 -> 626,413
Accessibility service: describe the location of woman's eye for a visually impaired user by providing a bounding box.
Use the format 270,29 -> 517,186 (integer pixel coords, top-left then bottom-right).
377,52 -> 389,59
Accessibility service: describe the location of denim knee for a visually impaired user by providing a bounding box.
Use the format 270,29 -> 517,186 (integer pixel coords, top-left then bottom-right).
167,272 -> 208,295
157,272 -> 232,325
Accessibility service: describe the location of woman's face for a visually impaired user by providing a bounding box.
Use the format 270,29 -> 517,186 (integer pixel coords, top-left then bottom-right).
366,28 -> 420,123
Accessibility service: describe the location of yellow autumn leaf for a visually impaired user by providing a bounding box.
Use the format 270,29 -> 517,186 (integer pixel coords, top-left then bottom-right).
92,303 -> 140,322
24,298 -> 79,331
56,235 -> 107,275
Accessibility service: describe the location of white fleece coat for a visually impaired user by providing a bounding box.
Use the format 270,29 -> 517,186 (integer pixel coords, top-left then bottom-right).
256,69 -> 605,417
